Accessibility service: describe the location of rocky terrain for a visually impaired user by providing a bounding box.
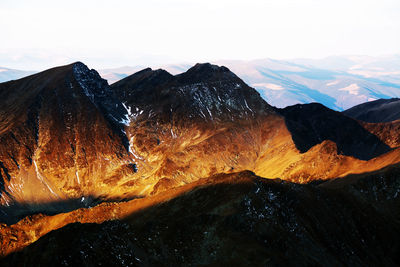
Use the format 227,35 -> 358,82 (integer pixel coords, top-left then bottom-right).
0,62 -> 399,265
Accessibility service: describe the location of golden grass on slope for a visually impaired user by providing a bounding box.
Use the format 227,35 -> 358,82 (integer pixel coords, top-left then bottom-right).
256,138 -> 400,183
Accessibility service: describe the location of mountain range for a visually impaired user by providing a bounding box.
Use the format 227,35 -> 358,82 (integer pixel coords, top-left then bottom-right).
99,55 -> 400,110
3,55 -> 400,111
0,61 -> 399,265
0,67 -> 35,83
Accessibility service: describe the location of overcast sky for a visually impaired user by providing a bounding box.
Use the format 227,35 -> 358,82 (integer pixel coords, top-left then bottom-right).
1,0 -> 399,70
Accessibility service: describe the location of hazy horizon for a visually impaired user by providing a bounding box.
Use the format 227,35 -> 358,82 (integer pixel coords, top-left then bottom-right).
1,53 -> 400,72
1,0 -> 399,70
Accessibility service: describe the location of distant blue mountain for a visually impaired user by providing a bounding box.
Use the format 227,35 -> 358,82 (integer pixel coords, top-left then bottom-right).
0,67 -> 35,83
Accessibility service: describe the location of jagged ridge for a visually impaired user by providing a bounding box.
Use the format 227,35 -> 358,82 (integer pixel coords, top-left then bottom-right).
111,63 -> 273,123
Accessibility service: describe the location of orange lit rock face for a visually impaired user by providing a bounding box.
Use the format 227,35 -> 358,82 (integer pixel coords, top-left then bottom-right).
1,62 -> 400,224
113,64 -> 399,187
0,63 -> 136,220
110,63 -> 294,195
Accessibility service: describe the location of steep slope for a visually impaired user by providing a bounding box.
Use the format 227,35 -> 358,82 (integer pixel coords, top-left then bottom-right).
1,168 -> 399,266
0,62 -> 137,222
110,63 -> 290,193
343,98 -> 400,122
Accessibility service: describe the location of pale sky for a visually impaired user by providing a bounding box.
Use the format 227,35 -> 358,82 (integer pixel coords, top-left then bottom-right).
1,0 -> 399,70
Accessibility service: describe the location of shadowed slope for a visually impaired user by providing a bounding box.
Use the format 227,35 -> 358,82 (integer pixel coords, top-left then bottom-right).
276,103 -> 392,160
343,98 -> 400,123
1,168 -> 399,266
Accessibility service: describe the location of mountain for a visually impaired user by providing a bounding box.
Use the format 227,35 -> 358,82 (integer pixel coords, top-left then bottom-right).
2,62 -> 400,224
111,63 -> 273,122
343,98 -> 400,123
293,55 -> 400,82
3,55 -> 400,112
0,67 -> 35,83
1,62 -> 400,264
217,57 -> 400,111
110,63 -> 398,185
1,168 -> 399,266
0,62 -> 135,221
98,55 -> 400,111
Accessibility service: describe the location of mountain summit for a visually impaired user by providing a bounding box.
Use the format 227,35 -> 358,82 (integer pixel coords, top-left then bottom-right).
112,63 -> 272,123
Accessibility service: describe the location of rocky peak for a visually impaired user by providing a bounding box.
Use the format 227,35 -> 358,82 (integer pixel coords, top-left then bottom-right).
72,62 -> 110,100
111,67 -> 173,98
112,63 -> 273,123
175,63 -> 237,84
117,67 -> 173,85
71,62 -> 128,127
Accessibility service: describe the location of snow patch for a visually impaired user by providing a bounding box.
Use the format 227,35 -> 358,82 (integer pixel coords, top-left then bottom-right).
252,83 -> 284,91
139,185 -> 151,195
122,102 -> 132,116
349,70 -> 400,78
326,80 -> 339,86
244,99 -> 253,113
128,136 -> 144,160
75,170 -> 80,184
170,128 -> 178,138
119,102 -> 132,126
339,83 -> 360,95
33,160 -> 58,197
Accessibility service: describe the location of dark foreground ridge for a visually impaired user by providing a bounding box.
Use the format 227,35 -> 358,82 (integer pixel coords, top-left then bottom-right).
2,168 -> 399,266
